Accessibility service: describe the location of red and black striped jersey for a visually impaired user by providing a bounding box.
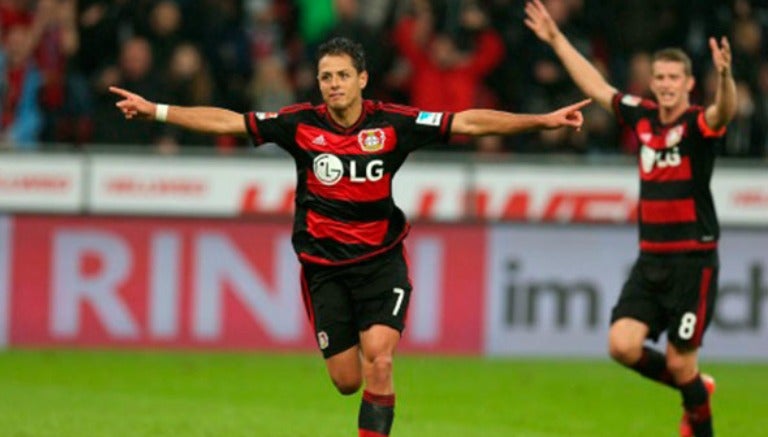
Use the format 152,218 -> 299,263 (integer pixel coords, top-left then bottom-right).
612,92 -> 726,254
244,100 -> 453,266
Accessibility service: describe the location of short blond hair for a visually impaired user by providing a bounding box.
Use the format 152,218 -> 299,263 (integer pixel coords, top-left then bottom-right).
652,48 -> 693,76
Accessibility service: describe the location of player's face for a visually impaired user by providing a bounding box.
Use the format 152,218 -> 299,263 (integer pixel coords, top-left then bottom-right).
317,54 -> 367,111
650,60 -> 694,110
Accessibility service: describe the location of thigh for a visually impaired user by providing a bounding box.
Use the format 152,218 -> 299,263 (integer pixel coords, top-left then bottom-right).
610,257 -> 668,341
666,256 -> 719,349
349,245 -> 413,333
302,268 -> 359,359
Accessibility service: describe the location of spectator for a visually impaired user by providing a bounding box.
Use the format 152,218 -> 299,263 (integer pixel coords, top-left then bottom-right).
33,0 -> 90,145
0,24 -> 43,148
159,42 -> 218,150
91,37 -> 163,147
249,54 -> 295,111
146,0 -> 183,71
393,0 -> 504,113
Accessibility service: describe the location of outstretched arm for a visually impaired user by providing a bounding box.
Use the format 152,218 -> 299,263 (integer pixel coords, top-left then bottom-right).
451,99 -> 590,136
524,0 -> 616,111
109,86 -> 247,136
704,37 -> 737,130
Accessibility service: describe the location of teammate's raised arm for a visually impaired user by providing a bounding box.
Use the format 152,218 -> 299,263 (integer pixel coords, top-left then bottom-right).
109,86 -> 247,136
451,99 -> 590,136
524,0 -> 615,111
704,37 -> 737,130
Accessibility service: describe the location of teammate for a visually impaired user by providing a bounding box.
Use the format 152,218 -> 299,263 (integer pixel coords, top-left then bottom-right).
111,37 -> 589,436
523,1 -> 736,436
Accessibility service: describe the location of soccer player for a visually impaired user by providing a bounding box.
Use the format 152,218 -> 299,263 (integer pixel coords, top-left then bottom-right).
523,1 -> 737,436
110,37 -> 589,437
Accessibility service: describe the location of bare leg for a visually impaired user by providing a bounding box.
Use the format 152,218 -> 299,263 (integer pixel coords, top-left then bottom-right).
357,324 -> 400,436
325,344 -> 363,395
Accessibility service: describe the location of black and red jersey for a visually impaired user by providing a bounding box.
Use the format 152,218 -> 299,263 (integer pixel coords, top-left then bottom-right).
244,100 -> 453,266
612,92 -> 726,254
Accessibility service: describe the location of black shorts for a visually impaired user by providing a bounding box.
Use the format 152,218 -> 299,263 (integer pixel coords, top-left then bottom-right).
300,244 -> 412,358
611,251 -> 719,349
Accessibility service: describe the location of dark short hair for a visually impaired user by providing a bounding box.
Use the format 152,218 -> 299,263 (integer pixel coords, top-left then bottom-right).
652,48 -> 693,76
316,37 -> 367,73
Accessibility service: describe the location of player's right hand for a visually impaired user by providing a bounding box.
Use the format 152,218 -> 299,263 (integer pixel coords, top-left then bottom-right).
109,86 -> 156,121
524,0 -> 561,44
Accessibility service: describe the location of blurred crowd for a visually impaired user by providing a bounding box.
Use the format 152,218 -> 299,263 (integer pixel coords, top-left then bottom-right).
1,0 -> 767,157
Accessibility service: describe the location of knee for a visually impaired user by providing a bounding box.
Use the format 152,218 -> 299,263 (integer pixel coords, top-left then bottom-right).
371,355 -> 393,373
608,334 -> 643,365
666,353 -> 696,382
366,355 -> 393,382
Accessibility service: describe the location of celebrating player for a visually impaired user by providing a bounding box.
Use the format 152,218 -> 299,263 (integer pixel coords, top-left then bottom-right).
111,36 -> 589,436
523,1 -> 737,436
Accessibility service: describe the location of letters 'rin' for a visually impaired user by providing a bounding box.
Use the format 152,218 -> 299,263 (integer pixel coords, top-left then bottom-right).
358,128 -> 386,152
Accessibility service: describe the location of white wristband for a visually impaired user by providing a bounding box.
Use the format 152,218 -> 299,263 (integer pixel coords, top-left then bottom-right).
155,104 -> 169,122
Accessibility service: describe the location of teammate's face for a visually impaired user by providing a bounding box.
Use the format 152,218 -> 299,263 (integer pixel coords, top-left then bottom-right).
317,54 -> 367,111
650,60 -> 694,111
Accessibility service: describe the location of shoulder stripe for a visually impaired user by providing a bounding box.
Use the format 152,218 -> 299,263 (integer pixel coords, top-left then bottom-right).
279,102 -> 314,115
380,103 -> 419,116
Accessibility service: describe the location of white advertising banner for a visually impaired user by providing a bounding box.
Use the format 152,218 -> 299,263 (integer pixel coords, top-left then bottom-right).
471,164 -> 639,222
485,225 -> 768,359
89,155 -> 469,219
89,156 -> 296,216
712,168 -> 768,226
0,155 -> 82,212
3,153 -> 767,226
393,162 -> 468,221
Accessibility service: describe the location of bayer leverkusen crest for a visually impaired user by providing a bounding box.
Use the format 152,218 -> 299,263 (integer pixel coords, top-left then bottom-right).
358,128 -> 386,152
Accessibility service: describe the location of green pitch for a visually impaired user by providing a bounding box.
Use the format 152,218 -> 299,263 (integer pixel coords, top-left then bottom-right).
0,350 -> 765,436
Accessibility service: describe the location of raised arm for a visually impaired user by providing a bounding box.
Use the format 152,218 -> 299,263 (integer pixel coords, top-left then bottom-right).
704,37 -> 737,130
109,86 -> 247,136
524,0 -> 616,112
451,99 -> 590,136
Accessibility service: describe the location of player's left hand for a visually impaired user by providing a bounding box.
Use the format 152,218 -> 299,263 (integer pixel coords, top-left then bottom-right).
709,36 -> 732,77
544,98 -> 591,130
524,0 -> 562,45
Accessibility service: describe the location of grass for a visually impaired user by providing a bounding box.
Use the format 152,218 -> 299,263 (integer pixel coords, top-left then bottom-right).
0,350 -> 765,436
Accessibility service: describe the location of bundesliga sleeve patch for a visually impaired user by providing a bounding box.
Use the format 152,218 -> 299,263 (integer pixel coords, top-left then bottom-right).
416,111 -> 443,126
255,112 -> 278,120
620,94 -> 642,107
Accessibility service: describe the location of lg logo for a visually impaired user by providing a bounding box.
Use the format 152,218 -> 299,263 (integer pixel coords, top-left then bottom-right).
313,154 -> 344,185
640,145 -> 681,173
313,154 -> 384,185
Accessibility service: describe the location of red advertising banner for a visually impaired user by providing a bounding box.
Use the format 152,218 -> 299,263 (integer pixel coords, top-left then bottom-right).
6,216 -> 485,354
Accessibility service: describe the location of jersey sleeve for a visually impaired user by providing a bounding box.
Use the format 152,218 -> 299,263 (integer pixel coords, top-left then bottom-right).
611,92 -> 656,128
243,110 -> 298,153
695,109 -> 727,138
392,107 -> 454,153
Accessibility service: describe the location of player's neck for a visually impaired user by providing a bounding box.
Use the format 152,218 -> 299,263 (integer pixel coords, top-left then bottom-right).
328,102 -> 363,128
658,102 -> 690,125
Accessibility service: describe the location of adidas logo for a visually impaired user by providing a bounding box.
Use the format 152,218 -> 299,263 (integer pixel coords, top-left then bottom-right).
312,135 -> 327,146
